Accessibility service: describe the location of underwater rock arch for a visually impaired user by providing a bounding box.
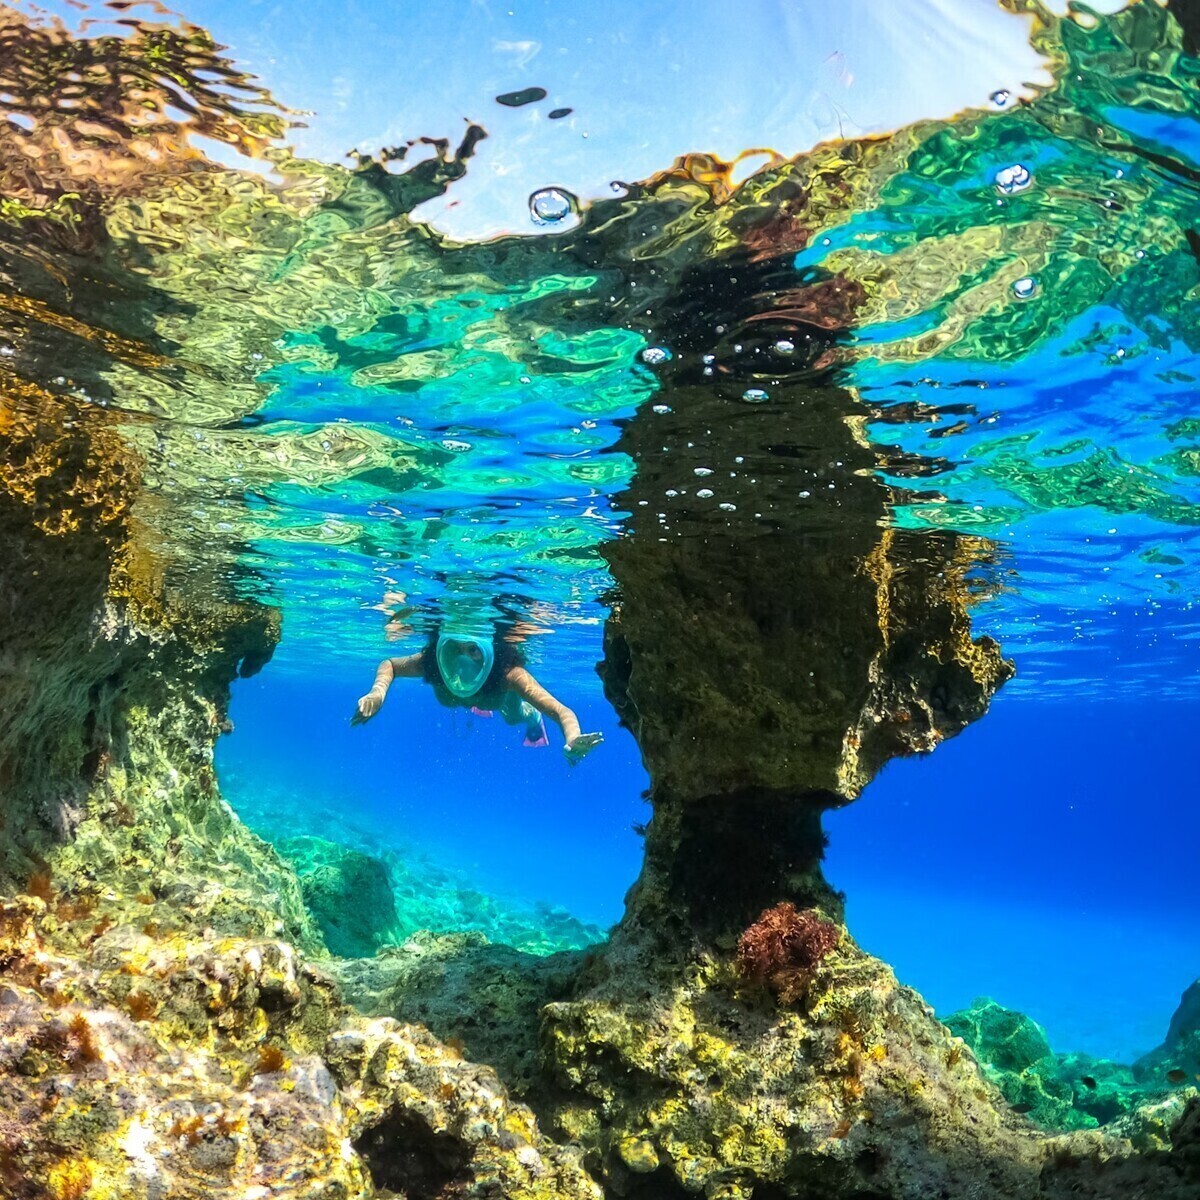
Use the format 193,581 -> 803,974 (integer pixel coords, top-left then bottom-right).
1,1 -> 1199,1197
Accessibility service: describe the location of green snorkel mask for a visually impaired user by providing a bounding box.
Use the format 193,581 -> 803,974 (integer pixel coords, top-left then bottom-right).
435,632 -> 495,699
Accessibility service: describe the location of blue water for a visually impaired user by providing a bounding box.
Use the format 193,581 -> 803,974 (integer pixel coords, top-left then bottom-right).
219,638 -> 1198,1065
828,697 -> 1200,1063
218,644 -> 649,928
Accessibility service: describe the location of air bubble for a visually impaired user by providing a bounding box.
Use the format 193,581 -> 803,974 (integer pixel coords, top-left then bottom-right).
773,339 -> 795,354
719,502 -> 736,512
696,488 -> 714,499
994,164 -> 1032,195
741,388 -> 770,403
442,439 -> 472,452
694,467 -> 713,477
1012,276 -> 1038,300
990,89 -> 1011,108
529,187 -> 577,225
641,346 -> 671,365
652,404 -> 672,414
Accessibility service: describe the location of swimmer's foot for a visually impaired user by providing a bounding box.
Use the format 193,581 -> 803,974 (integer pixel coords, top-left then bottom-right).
565,731 -> 603,765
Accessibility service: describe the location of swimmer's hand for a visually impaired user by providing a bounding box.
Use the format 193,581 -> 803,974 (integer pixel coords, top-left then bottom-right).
565,731 -> 603,765
351,692 -> 383,726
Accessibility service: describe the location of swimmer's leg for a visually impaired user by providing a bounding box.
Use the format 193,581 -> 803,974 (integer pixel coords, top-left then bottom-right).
500,693 -> 548,747
522,706 -> 549,748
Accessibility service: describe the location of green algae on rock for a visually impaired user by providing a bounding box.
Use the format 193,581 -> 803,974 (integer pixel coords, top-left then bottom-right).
945,993 -> 1200,1136
279,836 -> 402,958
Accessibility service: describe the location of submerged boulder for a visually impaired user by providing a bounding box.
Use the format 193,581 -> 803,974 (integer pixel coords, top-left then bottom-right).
944,996 -> 1054,1074
279,836 -> 400,958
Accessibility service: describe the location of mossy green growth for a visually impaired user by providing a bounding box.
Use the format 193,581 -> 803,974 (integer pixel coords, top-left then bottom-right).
943,996 -> 1053,1074
278,836 -> 399,958
944,996 -> 1195,1132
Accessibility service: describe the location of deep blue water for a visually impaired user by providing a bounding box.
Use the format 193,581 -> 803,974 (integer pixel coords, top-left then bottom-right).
218,650 -> 649,927
219,646 -> 1198,1065
827,696 -> 1200,1063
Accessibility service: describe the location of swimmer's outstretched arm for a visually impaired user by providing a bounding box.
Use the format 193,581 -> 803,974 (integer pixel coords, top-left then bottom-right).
351,653 -> 424,725
505,666 -> 603,764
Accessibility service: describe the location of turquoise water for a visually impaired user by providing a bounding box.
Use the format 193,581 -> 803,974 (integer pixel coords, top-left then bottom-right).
5,0 -> 1200,1111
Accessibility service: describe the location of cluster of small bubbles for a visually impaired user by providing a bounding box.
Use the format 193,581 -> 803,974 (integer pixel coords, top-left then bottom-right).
442,438 -> 472,453
741,388 -> 770,403
652,403 -> 672,414
519,375 -> 532,384
990,88 -> 1011,108
0,345 -> 13,357
529,187 -> 576,225
994,164 -> 1032,195
1012,276 -> 1038,300
640,346 -> 671,365
773,339 -> 795,354
694,467 -> 713,477
696,488 -> 714,499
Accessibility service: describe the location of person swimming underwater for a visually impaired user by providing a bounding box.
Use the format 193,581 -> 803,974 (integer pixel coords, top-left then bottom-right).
350,625 -> 604,765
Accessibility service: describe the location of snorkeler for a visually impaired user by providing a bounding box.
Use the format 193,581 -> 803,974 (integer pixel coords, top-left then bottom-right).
351,626 -> 604,765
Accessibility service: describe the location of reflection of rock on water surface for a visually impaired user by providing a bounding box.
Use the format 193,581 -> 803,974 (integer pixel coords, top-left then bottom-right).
1,1 -> 1199,1196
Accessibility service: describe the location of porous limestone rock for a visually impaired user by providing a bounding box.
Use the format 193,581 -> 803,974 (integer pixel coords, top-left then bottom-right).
0,892 -> 604,1199
332,931 -> 587,1096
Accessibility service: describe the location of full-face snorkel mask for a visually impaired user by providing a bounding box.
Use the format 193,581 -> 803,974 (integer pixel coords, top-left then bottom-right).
435,632 -> 495,699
